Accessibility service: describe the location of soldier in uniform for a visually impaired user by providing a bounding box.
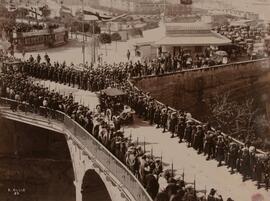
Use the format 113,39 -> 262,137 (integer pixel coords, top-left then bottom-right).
241,147 -> 250,181
169,111 -> 178,138
161,107 -> 168,133
216,136 -> 225,167
154,106 -> 161,128
264,159 -> 270,190
36,54 -> 41,63
228,143 -> 239,174
194,125 -> 204,154
177,116 -> 186,143
148,101 -> 155,125
254,155 -> 264,189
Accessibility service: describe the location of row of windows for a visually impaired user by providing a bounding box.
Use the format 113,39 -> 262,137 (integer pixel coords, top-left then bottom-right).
17,34 -> 65,46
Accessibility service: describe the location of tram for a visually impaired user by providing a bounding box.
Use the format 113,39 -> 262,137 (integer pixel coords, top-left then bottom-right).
180,0 -> 192,5
13,27 -> 69,52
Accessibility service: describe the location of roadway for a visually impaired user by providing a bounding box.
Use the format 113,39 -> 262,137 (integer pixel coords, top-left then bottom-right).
33,79 -> 270,201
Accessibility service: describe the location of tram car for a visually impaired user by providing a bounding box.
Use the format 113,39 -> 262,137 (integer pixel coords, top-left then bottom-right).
180,0 -> 192,5
13,27 -> 69,52
1,59 -> 24,73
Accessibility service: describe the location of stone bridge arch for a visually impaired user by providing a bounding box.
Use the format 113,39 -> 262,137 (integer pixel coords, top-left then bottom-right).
81,169 -> 112,201
0,104 -> 153,201
66,136 -> 127,201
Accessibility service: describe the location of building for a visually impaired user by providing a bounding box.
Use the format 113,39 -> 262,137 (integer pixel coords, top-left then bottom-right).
98,0 -> 163,14
131,21 -> 231,58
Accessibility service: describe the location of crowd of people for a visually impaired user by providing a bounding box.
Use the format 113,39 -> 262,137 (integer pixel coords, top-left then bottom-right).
1,64 -> 230,201
14,23 -> 60,33
1,54 -> 270,200
214,23 -> 269,59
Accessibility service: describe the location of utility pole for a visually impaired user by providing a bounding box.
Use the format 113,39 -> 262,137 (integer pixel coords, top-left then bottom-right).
93,20 -> 96,64
81,0 -> 85,65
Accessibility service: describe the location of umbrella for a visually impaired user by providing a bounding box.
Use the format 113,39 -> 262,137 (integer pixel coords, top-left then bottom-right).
215,51 -> 228,56
102,87 -> 125,97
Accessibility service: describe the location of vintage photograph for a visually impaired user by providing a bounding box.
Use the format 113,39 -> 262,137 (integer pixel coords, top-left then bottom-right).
0,0 -> 270,201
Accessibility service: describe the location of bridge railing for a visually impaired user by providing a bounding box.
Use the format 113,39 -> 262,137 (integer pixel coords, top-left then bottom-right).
0,97 -> 153,201
127,80 -> 266,155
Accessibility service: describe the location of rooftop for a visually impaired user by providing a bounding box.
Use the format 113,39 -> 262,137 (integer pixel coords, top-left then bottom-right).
132,22 -> 231,46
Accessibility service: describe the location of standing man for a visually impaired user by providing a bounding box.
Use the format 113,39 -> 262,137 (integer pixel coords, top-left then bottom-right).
127,49 -> 131,61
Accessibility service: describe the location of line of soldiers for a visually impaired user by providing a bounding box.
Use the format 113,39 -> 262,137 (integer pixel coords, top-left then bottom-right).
0,71 -> 229,201
25,55 -> 127,92
9,54 -> 270,191
125,87 -> 270,189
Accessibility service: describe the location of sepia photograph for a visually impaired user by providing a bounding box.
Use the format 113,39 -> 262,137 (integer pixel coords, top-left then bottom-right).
0,0 -> 270,201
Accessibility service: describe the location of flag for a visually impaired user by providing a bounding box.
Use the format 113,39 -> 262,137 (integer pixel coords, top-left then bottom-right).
60,5 -> 73,15
83,10 -> 112,21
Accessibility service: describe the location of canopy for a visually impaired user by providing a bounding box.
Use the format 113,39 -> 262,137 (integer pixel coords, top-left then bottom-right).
102,88 -> 125,96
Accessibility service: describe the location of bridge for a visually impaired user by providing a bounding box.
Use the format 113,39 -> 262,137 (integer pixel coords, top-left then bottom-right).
0,98 -> 152,201
1,58 -> 270,201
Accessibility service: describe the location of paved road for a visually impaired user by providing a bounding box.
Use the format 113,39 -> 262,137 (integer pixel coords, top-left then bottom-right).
15,37 -> 132,65
36,80 -> 270,201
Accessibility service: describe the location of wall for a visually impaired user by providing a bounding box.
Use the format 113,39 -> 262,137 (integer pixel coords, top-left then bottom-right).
0,118 -> 71,159
133,59 -> 270,120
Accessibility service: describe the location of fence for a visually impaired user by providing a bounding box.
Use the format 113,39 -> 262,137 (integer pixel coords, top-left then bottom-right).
0,97 -> 153,201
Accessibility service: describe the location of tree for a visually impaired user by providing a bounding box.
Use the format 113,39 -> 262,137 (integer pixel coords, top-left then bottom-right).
99,33 -> 111,44
209,91 -> 259,142
99,33 -> 111,56
16,7 -> 29,18
39,5 -> 51,19
111,32 -> 121,51
111,32 -> 121,41
128,28 -> 143,39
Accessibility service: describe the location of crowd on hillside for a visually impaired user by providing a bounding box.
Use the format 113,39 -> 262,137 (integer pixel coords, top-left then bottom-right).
1,54 -> 270,200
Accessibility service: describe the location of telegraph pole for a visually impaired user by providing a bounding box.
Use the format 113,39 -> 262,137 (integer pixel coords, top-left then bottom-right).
81,0 -> 86,65
93,20 -> 96,64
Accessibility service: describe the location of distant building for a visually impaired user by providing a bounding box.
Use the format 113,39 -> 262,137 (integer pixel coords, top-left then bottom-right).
98,0 -> 163,14
131,21 -> 231,58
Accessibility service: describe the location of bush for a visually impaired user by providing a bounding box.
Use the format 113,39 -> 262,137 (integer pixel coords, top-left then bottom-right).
111,32 -> 121,41
99,33 -> 111,44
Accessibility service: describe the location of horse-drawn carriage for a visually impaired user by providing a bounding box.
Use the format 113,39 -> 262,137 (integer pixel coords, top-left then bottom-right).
100,87 -> 135,124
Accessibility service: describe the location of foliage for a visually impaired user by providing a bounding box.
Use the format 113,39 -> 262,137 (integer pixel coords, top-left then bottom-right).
39,5 -> 51,19
128,28 -> 143,38
99,33 -> 111,44
16,7 -> 29,18
209,91 -> 260,140
111,32 -> 121,41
